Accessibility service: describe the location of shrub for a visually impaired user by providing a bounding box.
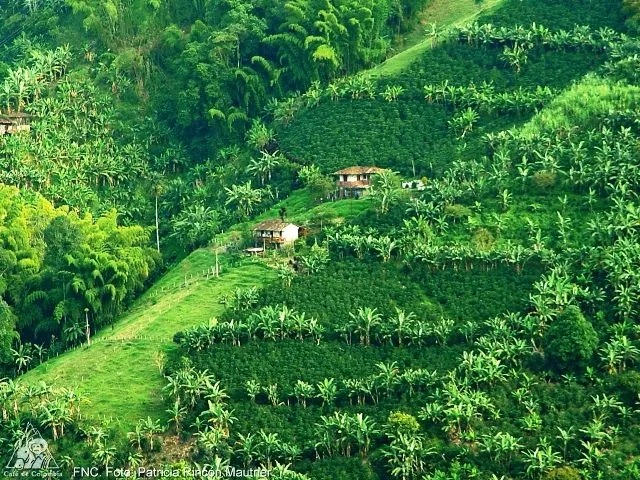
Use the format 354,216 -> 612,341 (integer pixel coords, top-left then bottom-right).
532,169 -> 558,190
472,228 -> 496,251
543,306 -> 598,371
444,204 -> 472,221
386,412 -> 420,435
609,371 -> 640,404
543,466 -> 581,480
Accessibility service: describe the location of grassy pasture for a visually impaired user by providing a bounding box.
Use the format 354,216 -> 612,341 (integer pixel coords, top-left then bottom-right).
22,252 -> 275,430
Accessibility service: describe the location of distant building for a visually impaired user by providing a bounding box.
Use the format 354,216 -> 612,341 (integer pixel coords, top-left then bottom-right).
402,180 -> 426,191
332,166 -> 386,199
253,220 -> 299,248
0,113 -> 32,135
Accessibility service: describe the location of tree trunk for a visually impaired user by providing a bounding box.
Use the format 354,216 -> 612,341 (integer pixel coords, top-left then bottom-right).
155,194 -> 160,253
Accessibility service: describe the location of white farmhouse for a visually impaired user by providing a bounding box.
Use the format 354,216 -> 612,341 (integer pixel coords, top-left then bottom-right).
253,220 -> 299,248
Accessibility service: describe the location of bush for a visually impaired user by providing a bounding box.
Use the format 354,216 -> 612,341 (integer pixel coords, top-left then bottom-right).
237,259 -> 436,327
609,371 -> 640,404
386,412 -> 420,435
543,306 -> 598,371
472,228 -> 496,251
408,263 -> 542,322
543,466 -> 581,480
444,204 -> 472,221
532,170 -> 558,190
302,456 -> 378,480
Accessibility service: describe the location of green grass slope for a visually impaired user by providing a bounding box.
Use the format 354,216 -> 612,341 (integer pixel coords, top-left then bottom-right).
370,0 -> 506,77
21,250 -> 276,430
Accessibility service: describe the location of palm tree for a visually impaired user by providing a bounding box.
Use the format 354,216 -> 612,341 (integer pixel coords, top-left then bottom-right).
381,85 -> 405,102
202,401 -> 236,435
390,308 -> 416,347
371,170 -> 401,214
245,120 -> 275,151
556,426 -> 576,460
93,442 -> 116,471
268,462 -> 309,479
11,344 -> 32,374
353,413 -> 378,458
501,44 -> 528,73
38,399 -> 71,441
373,236 -> 397,262
232,433 -> 257,468
205,380 -> 229,405
265,384 -> 280,406
225,182 -> 263,217
277,305 -> 293,340
433,317 -> 455,345
246,380 -> 261,403
293,380 -> 314,408
499,189 -> 512,211
522,440 -> 561,478
255,150 -> 282,185
426,22 -> 438,47
349,307 -> 382,346
195,426 -> 227,457
275,263 -> 295,288
128,423 -> 145,452
449,107 -> 479,138
376,361 -> 400,398
316,378 -> 338,407
290,311 -> 308,341
382,432 -> 432,480
149,172 -> 165,253
256,430 -> 281,469
599,335 -> 640,374
32,344 -> 47,365
140,417 -> 163,451
481,431 -> 523,468
307,317 -> 325,345
166,401 -> 187,434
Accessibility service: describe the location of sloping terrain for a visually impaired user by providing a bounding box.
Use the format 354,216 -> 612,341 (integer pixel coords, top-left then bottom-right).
277,0 -> 627,175
14,0 -> 512,433
22,251 -> 275,429
7,0 -> 640,479
369,0 -> 505,77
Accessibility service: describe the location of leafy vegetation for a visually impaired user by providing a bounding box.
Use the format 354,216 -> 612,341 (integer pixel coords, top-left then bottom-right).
278,0 -> 628,175
2,0 -> 640,478
0,185 -> 158,376
19,253 -> 275,428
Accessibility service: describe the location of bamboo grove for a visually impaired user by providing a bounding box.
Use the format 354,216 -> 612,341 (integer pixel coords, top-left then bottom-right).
0,185 -> 158,376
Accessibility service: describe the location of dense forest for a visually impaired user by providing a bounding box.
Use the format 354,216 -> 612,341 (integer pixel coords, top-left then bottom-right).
1,0 -> 640,478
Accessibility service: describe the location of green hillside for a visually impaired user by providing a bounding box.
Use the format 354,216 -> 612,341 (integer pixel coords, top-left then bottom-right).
277,0 -> 627,175
22,251 -> 276,428
369,0 -> 506,78
17,190 -> 371,430
2,0 -> 640,478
